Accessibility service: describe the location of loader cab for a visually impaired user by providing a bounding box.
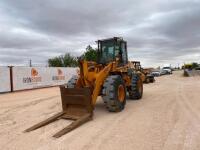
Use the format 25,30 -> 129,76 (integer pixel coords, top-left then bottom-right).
97,37 -> 128,65
132,61 -> 142,71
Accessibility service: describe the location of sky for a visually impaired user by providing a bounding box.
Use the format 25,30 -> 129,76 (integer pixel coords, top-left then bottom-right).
0,0 -> 200,67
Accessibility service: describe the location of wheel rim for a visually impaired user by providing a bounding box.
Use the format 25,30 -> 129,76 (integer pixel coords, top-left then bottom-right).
118,84 -> 125,102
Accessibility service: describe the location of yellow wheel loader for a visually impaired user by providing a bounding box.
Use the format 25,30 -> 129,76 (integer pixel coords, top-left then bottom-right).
131,61 -> 146,82
131,61 -> 155,83
25,37 -> 143,138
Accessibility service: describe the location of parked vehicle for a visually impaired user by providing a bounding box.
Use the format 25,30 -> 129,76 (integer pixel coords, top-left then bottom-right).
162,67 -> 172,74
151,70 -> 161,77
160,69 -> 168,75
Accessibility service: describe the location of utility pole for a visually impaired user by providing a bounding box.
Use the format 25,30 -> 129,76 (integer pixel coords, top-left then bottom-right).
29,59 -> 32,67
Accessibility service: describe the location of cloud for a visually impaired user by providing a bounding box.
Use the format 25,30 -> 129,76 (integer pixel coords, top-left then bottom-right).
0,0 -> 199,67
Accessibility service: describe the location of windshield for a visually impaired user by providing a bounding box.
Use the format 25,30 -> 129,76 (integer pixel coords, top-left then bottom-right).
99,41 -> 115,64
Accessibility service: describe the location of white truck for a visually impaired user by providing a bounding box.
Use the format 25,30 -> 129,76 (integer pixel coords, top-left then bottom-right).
162,65 -> 172,74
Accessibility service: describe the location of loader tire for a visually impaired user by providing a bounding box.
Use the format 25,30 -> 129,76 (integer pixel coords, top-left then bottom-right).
102,75 -> 126,112
66,75 -> 78,88
145,77 -> 150,83
150,78 -> 155,83
129,74 -> 143,100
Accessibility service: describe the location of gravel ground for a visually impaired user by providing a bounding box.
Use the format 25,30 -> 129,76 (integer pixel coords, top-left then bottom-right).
0,71 -> 200,150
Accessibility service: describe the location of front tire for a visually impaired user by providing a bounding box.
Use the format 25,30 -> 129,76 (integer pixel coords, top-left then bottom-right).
150,76 -> 155,83
102,75 -> 126,112
129,74 -> 143,100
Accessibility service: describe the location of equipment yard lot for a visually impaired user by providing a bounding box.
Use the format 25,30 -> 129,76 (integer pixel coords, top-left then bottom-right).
0,71 -> 200,150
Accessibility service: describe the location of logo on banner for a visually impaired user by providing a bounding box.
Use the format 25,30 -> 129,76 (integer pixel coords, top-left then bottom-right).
31,68 -> 38,76
52,69 -> 65,81
58,69 -> 63,76
23,68 -> 42,83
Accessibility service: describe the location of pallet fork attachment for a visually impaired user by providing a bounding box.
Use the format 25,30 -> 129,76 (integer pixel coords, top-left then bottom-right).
25,86 -> 93,138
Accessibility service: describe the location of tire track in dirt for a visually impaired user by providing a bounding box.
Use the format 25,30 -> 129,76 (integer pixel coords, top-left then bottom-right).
177,83 -> 200,150
0,94 -> 61,149
162,76 -> 200,150
178,84 -> 200,122
0,95 -> 59,116
161,84 -> 188,150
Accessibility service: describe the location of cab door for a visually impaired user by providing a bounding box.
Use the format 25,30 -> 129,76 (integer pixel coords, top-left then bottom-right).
114,41 -> 128,66
121,41 -> 128,65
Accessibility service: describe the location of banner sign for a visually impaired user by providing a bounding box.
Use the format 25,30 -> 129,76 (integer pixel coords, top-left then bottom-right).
12,67 -> 77,91
50,67 -> 77,86
0,67 -> 11,93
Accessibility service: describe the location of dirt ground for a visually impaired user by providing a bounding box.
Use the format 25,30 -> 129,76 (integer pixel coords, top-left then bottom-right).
0,71 -> 200,150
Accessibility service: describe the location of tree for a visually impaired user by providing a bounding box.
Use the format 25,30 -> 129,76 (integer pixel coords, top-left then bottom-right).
48,46 -> 98,67
48,53 -> 78,67
63,53 -> 78,67
192,62 -> 199,69
48,56 -> 64,67
83,45 -> 97,61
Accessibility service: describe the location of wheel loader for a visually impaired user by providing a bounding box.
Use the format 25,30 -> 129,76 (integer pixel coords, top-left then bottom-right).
131,61 -> 146,82
142,68 -> 155,83
25,37 -> 143,138
131,61 -> 155,83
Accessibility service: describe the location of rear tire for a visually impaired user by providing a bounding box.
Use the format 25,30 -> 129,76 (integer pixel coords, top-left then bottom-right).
150,77 -> 155,83
66,75 -> 78,88
129,74 -> 143,100
102,75 -> 126,112
145,77 -> 150,83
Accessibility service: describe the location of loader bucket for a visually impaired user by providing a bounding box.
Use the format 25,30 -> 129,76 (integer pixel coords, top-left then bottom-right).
60,86 -> 93,119
25,86 -> 93,138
